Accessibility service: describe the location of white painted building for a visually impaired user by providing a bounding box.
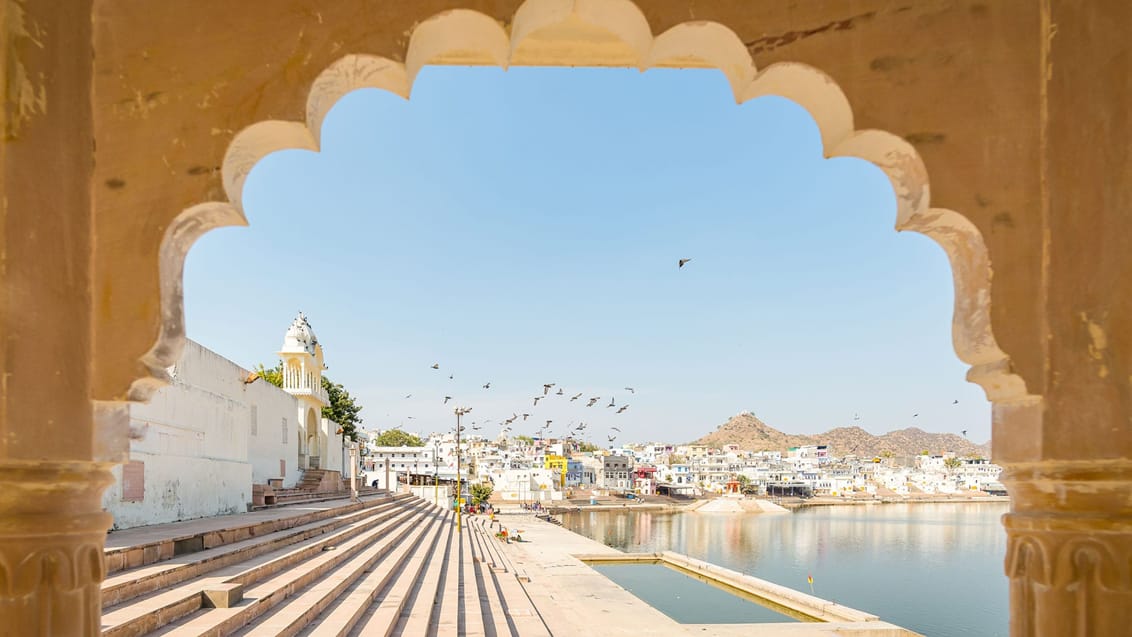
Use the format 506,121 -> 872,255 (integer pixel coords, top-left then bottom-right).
102,314 -> 352,530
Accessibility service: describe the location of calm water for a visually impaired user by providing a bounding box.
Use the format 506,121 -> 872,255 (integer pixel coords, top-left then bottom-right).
562,503 -> 1009,637
592,563 -> 803,624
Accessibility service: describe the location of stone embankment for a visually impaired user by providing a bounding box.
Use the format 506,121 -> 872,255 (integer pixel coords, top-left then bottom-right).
690,497 -> 790,513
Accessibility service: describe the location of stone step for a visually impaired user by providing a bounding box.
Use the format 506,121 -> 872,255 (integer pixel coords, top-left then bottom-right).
102,497 -> 412,609
475,517 -> 514,574
232,506 -> 445,637
146,502 -> 430,637
435,521 -> 462,636
100,500 -> 428,637
391,513 -> 456,637
298,509 -> 450,637
467,522 -> 512,636
105,492 -> 405,575
467,521 -> 550,637
459,526 -> 487,636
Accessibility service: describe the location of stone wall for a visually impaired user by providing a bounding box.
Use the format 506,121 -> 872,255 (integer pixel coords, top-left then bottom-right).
101,340 -> 303,529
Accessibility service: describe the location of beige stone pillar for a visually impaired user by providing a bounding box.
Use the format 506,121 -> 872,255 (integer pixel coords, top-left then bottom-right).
0,463 -> 115,634
995,4 -> 1132,634
0,1 -> 120,635
1000,459 -> 1132,636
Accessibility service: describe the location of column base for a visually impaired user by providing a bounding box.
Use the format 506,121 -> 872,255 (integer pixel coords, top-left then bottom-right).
0,461 -> 115,636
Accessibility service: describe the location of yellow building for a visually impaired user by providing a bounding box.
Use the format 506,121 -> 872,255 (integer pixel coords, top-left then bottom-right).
544,454 -> 568,489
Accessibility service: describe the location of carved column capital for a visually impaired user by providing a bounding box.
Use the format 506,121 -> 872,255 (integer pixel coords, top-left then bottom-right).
1000,460 -> 1132,636
0,461 -> 115,636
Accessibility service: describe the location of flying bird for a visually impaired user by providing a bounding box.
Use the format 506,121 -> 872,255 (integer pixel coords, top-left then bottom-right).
404,394 -> 412,399
853,413 -> 860,421
522,413 -> 531,421
607,398 -> 616,408
913,414 -> 919,418
961,429 -> 968,437
611,427 -> 621,433
616,405 -> 629,414
556,388 -> 564,396
624,387 -> 635,394
533,396 -> 543,406
444,396 -> 452,404
587,397 -> 600,407
431,363 -> 439,370
449,374 -> 454,380
483,382 -> 491,389
570,393 -> 583,402
678,258 -> 692,268
543,383 -> 555,395
546,420 -> 553,426
953,399 -> 959,404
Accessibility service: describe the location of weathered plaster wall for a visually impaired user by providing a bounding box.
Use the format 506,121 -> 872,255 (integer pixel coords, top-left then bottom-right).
102,340 -> 302,529
245,376 -> 302,488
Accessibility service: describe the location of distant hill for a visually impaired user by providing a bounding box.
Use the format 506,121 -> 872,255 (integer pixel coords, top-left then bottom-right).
691,412 -> 990,458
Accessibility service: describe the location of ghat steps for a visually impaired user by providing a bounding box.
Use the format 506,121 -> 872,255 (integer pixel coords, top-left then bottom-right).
99,494 -> 548,636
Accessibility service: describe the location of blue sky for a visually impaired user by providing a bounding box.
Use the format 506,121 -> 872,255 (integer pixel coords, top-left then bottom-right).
183,66 -> 990,445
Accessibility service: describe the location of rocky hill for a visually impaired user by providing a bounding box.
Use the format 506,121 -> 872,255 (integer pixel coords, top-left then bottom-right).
692,412 -> 989,458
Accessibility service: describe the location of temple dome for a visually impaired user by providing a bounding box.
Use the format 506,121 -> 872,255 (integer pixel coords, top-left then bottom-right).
281,311 -> 319,355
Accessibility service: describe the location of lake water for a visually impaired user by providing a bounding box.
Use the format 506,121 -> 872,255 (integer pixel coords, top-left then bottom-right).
561,502 -> 1010,637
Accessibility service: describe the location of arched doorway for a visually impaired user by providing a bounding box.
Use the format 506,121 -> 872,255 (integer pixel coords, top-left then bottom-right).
305,408 -> 321,469
5,2 -> 1128,635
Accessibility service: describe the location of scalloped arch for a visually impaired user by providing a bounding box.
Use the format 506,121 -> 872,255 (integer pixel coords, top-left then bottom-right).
149,0 -> 1028,404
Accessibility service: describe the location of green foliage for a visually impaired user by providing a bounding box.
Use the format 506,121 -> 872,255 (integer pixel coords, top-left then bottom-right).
515,435 -> 534,444
667,454 -> 686,465
375,429 -> 425,447
575,441 -> 599,453
943,456 -> 964,471
470,482 -> 494,506
322,376 -> 363,442
256,363 -> 283,387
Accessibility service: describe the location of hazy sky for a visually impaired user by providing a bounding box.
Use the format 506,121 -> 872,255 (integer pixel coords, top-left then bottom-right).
183,66 -> 991,445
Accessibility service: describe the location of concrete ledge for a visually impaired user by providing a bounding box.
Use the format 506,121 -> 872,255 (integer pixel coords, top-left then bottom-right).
576,551 -> 880,624
202,583 -> 244,608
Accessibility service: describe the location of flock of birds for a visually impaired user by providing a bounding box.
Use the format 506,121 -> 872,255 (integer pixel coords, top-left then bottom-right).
386,259 -> 699,447
390,254 -> 973,446
416,363 -> 638,446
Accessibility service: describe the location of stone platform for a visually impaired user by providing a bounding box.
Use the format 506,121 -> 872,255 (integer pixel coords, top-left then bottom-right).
98,494 -> 917,636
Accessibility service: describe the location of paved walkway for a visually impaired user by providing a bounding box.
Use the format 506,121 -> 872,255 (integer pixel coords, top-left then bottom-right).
494,511 -> 919,636
103,494 -> 385,550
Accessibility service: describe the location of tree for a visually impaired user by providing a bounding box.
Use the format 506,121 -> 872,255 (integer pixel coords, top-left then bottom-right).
255,363 -> 284,387
668,454 -> 686,465
322,376 -> 363,442
470,482 -> 494,506
256,363 -> 364,441
576,441 -> 599,453
515,435 -> 534,445
375,429 -> 425,447
944,456 -> 964,474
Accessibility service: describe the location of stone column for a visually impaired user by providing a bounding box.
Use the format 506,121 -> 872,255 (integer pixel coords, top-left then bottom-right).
0,1 -> 119,635
0,463 -> 115,635
1001,460 -> 1132,636
993,3 -> 1132,635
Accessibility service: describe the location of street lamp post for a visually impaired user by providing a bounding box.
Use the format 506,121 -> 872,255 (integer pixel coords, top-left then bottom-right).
454,406 -> 472,533
433,441 -> 440,507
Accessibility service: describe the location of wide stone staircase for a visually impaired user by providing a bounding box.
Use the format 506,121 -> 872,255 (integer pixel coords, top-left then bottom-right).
99,493 -> 549,636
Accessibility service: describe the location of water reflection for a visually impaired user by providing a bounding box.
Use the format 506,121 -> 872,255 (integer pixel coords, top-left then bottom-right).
563,503 -> 1009,637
